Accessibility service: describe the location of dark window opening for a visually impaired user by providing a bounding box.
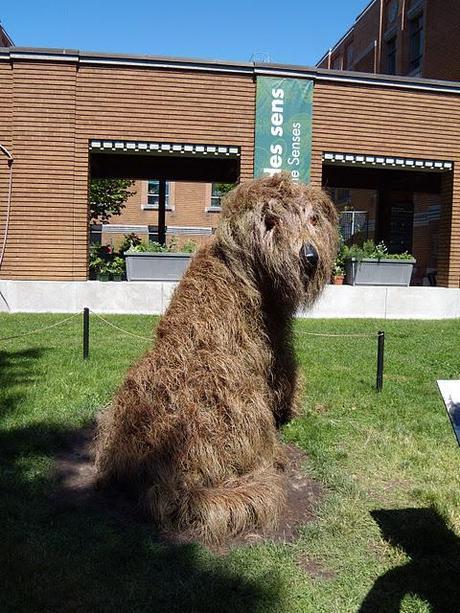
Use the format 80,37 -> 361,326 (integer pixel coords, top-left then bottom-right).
409,12 -> 424,72
386,36 -> 397,75
345,44 -> 354,70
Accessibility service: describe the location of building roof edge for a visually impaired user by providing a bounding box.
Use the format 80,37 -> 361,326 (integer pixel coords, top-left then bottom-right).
1,46 -> 460,94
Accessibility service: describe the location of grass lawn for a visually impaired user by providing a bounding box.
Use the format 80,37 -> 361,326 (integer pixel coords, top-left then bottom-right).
1,313 -> 460,612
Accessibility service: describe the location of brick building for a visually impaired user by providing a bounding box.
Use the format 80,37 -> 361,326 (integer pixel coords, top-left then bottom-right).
317,0 -> 460,81
316,0 -> 460,283
0,48 -> 459,287
0,23 -> 13,47
98,179 -> 227,249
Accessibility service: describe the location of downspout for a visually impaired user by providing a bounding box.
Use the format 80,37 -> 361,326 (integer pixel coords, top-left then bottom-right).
0,144 -> 14,270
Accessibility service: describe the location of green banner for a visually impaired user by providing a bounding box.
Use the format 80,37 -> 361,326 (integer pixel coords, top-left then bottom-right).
254,76 -> 313,183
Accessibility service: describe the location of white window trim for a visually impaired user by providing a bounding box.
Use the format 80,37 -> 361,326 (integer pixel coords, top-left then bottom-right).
142,203 -> 175,211
143,180 -> 174,211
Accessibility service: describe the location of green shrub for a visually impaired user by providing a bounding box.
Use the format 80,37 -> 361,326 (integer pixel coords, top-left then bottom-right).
126,238 -> 198,254
341,240 -> 414,261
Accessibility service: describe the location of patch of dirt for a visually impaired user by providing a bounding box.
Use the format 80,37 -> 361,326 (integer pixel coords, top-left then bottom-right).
296,554 -> 336,580
52,428 -> 324,552
313,403 -> 329,414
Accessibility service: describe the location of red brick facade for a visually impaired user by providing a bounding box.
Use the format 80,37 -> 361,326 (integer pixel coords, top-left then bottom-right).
0,24 -> 13,47
1,49 -> 459,286
102,181 -> 221,249
317,0 -> 460,81
316,0 -> 459,284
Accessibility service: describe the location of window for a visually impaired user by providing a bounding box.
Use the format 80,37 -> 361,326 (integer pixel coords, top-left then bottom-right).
144,180 -> 170,209
209,183 -> 233,210
388,0 -> 398,24
345,44 -> 354,70
409,12 -> 424,72
386,36 -> 397,75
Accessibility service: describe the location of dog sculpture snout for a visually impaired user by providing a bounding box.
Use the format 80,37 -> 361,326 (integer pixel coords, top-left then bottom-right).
301,243 -> 319,269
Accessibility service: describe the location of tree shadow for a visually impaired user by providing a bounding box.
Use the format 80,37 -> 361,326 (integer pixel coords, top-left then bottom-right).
359,507 -> 460,613
0,347 -> 47,416
0,420 -> 284,612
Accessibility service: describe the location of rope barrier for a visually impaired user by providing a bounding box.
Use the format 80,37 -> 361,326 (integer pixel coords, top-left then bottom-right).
297,331 -> 377,338
0,308 -> 385,390
0,312 -> 80,342
89,310 -> 153,341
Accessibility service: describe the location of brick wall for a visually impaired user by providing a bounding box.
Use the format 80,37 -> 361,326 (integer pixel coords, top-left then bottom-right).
317,0 -> 460,82
424,0 -> 460,81
101,180 -> 221,249
1,51 -> 460,286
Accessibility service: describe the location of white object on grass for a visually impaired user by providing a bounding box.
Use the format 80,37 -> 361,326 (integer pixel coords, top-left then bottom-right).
437,380 -> 460,447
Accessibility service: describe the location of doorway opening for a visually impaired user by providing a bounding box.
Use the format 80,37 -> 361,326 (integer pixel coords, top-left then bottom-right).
87,139 -> 240,279
322,153 -> 453,286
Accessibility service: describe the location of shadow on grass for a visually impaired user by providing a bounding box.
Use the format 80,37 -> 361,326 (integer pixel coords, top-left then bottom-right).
0,348 -> 48,416
1,421 -> 284,612
359,507 -> 460,613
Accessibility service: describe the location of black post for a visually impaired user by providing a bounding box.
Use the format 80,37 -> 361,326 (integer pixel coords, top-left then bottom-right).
158,179 -> 166,246
376,330 -> 385,391
83,307 -> 90,360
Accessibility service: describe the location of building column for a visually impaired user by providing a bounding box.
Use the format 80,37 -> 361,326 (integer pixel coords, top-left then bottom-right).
437,171 -> 459,288
158,179 -> 167,246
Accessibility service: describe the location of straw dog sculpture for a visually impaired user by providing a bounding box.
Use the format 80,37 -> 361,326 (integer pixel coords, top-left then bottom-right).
95,173 -> 338,544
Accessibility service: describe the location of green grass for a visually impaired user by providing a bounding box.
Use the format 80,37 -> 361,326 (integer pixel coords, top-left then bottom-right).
1,314 -> 460,612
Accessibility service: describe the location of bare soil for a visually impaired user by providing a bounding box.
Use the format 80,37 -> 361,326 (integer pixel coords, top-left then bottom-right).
52,426 -> 324,552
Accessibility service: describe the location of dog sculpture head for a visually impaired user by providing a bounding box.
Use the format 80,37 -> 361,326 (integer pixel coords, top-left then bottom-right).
215,172 -> 338,309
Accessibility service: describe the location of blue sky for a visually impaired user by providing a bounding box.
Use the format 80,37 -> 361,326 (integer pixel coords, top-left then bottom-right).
2,0 -> 368,67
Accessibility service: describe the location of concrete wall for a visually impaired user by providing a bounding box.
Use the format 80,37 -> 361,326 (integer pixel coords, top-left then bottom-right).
1,281 -> 460,319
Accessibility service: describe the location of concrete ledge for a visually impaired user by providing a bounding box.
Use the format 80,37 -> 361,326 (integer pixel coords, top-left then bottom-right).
1,281 -> 460,319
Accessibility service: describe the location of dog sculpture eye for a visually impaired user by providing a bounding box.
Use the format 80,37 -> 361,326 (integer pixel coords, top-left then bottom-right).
310,215 -> 318,227
264,213 -> 278,232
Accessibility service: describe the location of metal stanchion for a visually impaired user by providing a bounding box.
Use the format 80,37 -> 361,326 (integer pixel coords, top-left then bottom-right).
83,307 -> 90,359
376,330 -> 385,391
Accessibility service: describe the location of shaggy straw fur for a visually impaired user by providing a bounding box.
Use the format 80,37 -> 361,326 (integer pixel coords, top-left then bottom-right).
95,173 -> 338,544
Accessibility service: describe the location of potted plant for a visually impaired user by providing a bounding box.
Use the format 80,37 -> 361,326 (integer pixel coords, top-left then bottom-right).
89,253 -> 110,281
93,258 -> 110,281
108,256 -> 125,281
89,243 -> 114,281
124,239 -> 197,282
331,250 -> 346,285
342,240 -> 416,286
332,262 -> 345,285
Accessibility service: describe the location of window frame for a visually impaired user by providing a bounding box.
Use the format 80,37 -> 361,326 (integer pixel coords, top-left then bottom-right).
206,183 -> 229,212
143,180 -> 173,211
409,11 -> 424,73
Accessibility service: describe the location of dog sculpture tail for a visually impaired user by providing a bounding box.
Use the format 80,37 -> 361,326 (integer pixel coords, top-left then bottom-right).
146,464 -> 285,544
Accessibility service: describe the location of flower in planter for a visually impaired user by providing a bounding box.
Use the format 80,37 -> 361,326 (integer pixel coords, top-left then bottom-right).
126,238 -> 198,254
341,240 -> 416,286
342,239 -> 414,262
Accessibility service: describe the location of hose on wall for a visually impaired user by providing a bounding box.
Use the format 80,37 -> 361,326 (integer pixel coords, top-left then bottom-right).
0,144 -> 14,271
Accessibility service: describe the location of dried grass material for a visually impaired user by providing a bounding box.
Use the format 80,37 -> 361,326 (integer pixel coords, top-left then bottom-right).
95,173 -> 338,544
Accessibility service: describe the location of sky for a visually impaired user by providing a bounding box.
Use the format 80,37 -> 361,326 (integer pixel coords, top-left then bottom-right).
2,0 -> 369,67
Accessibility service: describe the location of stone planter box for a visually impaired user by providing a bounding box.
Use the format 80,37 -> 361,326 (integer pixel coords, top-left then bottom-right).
125,252 -> 191,281
345,258 -> 416,286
